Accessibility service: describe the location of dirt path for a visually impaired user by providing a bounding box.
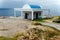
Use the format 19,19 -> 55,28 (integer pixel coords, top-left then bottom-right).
0,19 -> 32,37
41,22 -> 60,30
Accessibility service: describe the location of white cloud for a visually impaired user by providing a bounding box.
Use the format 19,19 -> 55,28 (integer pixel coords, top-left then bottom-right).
0,0 -> 2,2
0,0 -> 2,4
28,0 -> 44,2
12,0 -> 22,1
28,0 -> 38,2
27,0 -> 60,4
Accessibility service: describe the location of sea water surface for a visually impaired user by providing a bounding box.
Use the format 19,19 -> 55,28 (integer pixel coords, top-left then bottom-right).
0,8 -> 21,16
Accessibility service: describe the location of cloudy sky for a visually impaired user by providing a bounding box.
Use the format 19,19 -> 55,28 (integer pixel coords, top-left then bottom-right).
0,0 -> 60,8
0,0 -> 60,16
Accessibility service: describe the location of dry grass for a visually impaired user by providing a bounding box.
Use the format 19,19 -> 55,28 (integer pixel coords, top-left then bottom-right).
16,27 -> 60,40
0,19 -> 60,40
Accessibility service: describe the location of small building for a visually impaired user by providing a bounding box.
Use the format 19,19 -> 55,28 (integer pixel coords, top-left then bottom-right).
14,4 -> 50,20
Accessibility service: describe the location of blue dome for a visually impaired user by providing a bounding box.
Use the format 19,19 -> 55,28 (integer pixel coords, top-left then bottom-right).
29,5 -> 41,8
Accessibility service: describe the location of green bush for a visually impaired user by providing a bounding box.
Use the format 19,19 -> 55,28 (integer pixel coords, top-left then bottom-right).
32,21 -> 42,26
0,36 -> 16,40
53,16 -> 60,23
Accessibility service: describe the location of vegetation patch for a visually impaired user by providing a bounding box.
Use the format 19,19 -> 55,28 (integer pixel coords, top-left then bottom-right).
16,27 -> 60,40
0,19 -> 60,40
53,16 -> 60,23
0,36 -> 16,40
0,26 -> 60,40
31,21 -> 42,26
43,17 -> 52,20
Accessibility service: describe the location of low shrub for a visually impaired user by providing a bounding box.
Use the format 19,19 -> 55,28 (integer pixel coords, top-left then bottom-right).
53,16 -> 60,23
43,17 -> 52,20
0,36 -> 16,40
32,21 -> 42,26
53,20 -> 60,23
17,27 -> 60,40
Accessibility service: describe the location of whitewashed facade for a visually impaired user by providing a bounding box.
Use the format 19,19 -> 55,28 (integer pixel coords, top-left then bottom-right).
14,4 -> 50,20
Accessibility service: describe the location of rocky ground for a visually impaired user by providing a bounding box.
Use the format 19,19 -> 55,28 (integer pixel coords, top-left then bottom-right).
17,27 -> 60,40
0,19 -> 60,40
